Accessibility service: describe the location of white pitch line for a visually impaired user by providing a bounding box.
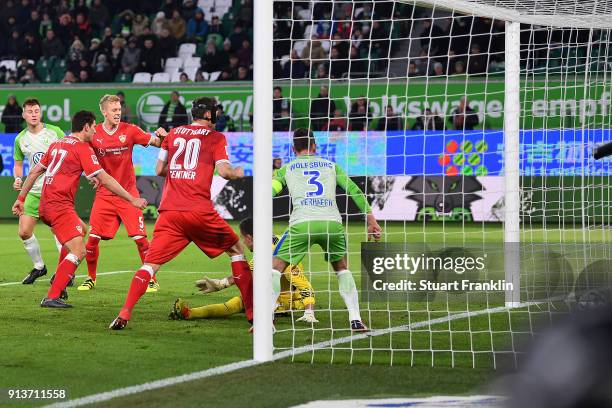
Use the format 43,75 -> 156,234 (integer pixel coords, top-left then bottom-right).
0,270 -> 222,287
42,301 -> 535,408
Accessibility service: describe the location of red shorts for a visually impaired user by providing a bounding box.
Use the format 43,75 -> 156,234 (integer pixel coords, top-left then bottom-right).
40,209 -> 86,245
89,194 -> 146,239
145,210 -> 239,265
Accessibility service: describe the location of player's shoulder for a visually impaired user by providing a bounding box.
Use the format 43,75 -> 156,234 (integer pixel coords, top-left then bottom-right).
44,123 -> 65,137
14,128 -> 27,143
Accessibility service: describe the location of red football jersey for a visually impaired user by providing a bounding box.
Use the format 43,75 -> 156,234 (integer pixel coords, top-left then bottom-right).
39,136 -> 103,213
90,122 -> 152,196
158,124 -> 229,212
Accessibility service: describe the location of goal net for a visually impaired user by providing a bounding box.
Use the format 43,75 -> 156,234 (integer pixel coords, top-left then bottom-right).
256,0 -> 612,367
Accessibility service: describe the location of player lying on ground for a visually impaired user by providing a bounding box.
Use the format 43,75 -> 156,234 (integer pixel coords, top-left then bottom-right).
81,94 -> 166,293
169,217 -> 318,323
13,98 -> 65,285
109,97 -> 253,330
271,128 -> 382,332
11,110 -> 147,308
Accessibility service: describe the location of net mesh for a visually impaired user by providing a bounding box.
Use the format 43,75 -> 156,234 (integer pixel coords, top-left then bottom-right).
269,0 -> 612,367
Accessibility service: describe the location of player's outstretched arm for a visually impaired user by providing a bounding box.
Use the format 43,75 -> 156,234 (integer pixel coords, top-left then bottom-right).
216,162 -> 244,180
272,165 -> 287,197
94,171 -> 147,209
195,275 -> 234,293
335,164 -> 382,241
12,163 -> 46,216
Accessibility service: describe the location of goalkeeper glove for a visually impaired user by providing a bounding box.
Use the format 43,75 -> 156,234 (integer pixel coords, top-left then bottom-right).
296,309 -> 319,323
195,276 -> 231,294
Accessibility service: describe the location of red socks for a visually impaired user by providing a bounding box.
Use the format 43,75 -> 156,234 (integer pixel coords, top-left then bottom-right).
119,268 -> 152,320
48,254 -> 79,299
231,259 -> 253,321
57,246 -> 68,268
85,236 -> 100,280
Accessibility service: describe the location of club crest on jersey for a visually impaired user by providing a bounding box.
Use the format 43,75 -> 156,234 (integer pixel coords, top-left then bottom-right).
32,152 -> 44,165
119,135 -> 127,143
76,225 -> 83,234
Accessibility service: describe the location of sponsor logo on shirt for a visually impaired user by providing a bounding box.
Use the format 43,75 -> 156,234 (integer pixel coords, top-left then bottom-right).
32,151 -> 44,165
76,225 -> 83,234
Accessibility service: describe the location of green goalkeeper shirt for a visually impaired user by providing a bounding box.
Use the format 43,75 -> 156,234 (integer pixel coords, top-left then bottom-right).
272,155 -> 371,226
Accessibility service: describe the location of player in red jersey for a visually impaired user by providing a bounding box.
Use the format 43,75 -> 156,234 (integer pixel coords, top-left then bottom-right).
81,94 -> 166,293
12,111 -> 147,308
109,97 -> 253,330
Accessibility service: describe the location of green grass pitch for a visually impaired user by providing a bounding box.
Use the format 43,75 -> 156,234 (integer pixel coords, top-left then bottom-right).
0,219 -> 589,407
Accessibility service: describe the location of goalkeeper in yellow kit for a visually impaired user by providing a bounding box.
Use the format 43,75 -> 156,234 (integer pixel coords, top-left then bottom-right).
169,218 -> 318,323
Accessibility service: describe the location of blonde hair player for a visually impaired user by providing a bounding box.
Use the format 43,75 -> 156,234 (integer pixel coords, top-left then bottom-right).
79,94 -> 166,292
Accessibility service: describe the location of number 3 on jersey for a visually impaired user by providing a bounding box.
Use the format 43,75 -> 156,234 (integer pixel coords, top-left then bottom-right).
170,138 -> 201,170
304,170 -> 323,197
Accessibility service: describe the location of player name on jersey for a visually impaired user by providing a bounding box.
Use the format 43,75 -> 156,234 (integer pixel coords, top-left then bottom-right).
169,170 -> 197,180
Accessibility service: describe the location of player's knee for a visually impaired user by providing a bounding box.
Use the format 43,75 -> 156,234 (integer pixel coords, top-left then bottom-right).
86,235 -> 101,247
18,230 -> 32,241
226,241 -> 243,257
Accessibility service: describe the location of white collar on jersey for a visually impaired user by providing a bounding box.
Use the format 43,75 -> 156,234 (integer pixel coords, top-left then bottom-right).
102,123 -> 120,135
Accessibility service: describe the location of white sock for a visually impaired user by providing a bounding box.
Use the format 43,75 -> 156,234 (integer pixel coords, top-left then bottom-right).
271,269 -> 282,314
337,270 -> 362,322
23,235 -> 44,270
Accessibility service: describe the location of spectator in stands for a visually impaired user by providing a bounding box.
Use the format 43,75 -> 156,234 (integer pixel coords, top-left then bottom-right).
273,87 -> 291,118
1,95 -> 23,133
161,0 -> 178,18
283,49 -> 306,79
132,13 -> 150,37
237,66 -> 251,80
169,10 -> 186,40
138,38 -> 162,74
349,46 -> 367,78
179,72 -> 190,82
451,97 -> 479,130
181,0 -> 198,22
121,36 -> 140,74
467,43 -> 487,74
209,15 -> 223,36
101,27 -> 114,53
201,40 -> 226,73
237,39 -> 253,68
194,70 -> 205,81
42,29 -> 65,58
152,12 -> 169,36
453,60 -> 466,75
74,12 -> 92,40
432,61 -> 445,76
23,10 -> 40,39
16,58 -> 33,78
412,108 -> 444,131
315,64 -> 329,79
273,158 -> 282,176
215,104 -> 233,132
377,106 -> 404,131
61,70 -> 77,83
109,37 -> 125,74
89,0 -> 110,32
93,54 -> 113,82
5,30 -> 24,59
187,8 -> 208,42
21,32 -> 41,61
237,0 -> 254,28
19,67 -> 39,84
117,9 -> 135,36
158,91 -> 188,131
55,13 -> 73,47
116,91 -> 132,123
310,86 -> 335,131
273,109 -> 291,131
300,35 -> 326,67
327,109 -> 347,131
349,97 -> 372,131
88,38 -> 104,67
39,13 -> 53,38
158,28 -> 177,60
408,61 -> 421,78
329,46 -> 348,79
79,69 -> 90,83
67,39 -> 85,72
229,24 -> 248,52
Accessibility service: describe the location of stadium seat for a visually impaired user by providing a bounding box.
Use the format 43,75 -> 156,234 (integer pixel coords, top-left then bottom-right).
178,43 -> 197,59
0,59 -> 17,72
196,42 -> 207,57
209,70 -> 222,82
303,24 -> 313,39
115,72 -> 133,82
152,72 -> 170,82
165,57 -> 183,72
171,70 -> 185,82
183,57 -> 201,69
184,66 -> 198,80
50,65 -> 66,82
133,72 -> 152,83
